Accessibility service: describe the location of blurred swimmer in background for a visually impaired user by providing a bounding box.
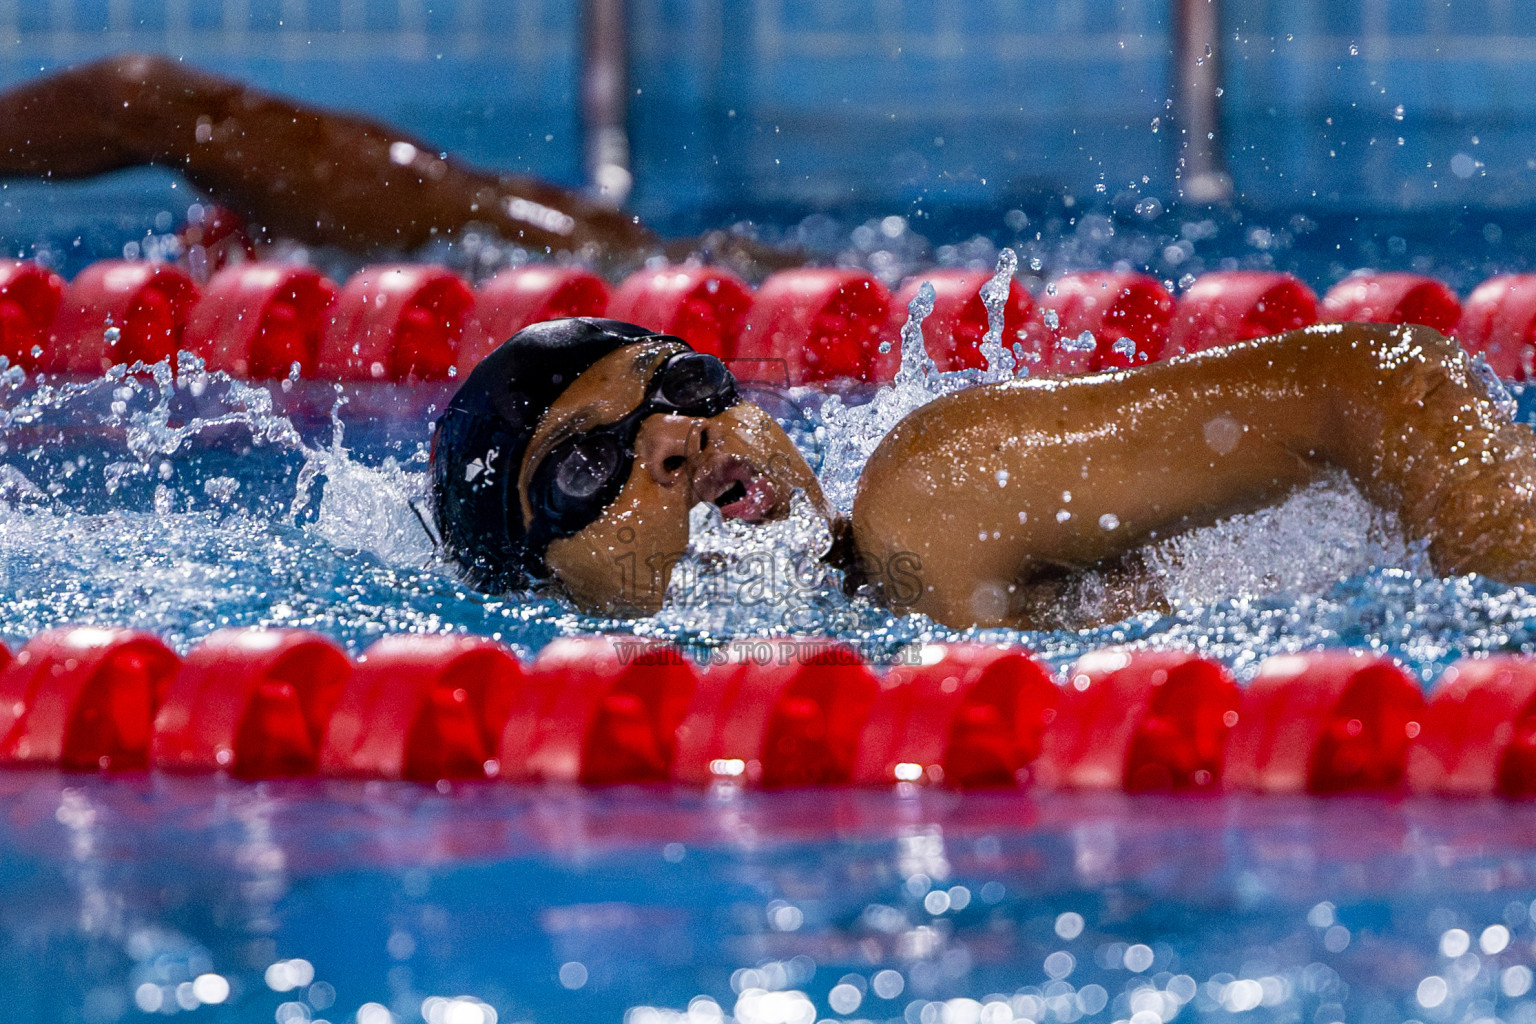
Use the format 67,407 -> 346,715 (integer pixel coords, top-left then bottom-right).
0,54 -> 787,273
434,317 -> 1536,630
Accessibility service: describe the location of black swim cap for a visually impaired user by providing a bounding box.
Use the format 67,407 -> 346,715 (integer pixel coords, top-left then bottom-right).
431,317 -> 684,590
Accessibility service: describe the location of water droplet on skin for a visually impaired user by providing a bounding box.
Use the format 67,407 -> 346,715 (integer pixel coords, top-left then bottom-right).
1203,415 -> 1244,456
1099,513 -> 1120,531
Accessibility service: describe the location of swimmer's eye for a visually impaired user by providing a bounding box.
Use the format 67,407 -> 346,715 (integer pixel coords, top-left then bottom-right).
524,349 -> 740,549
656,351 -> 735,410
553,436 -> 622,501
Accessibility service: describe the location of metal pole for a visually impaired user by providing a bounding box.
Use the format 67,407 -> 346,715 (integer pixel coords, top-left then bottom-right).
581,0 -> 633,207
1173,0 -> 1233,204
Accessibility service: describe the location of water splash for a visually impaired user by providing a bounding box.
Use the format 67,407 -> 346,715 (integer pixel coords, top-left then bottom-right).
0,352 -> 1529,675
977,247 -> 1019,381
893,281 -> 938,389
650,493 -> 855,639
1143,472 -> 1420,609
813,283 -> 951,513
0,354 -> 455,650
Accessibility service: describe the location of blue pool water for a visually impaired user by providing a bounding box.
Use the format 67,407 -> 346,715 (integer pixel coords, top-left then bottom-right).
8,775 -> 1536,1024
3,244 -> 1536,1024
1,307 -> 1536,1023
6,4 -> 1536,1019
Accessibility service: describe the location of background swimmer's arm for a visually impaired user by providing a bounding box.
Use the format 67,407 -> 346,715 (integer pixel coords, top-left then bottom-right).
0,54 -> 660,262
852,323 -> 1536,629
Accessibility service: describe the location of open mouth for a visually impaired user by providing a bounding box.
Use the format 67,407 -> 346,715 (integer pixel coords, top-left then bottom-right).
700,460 -> 777,523
712,481 -> 748,508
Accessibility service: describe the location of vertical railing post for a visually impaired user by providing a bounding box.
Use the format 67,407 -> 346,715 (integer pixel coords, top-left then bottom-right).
1173,0 -> 1233,203
581,0 -> 633,207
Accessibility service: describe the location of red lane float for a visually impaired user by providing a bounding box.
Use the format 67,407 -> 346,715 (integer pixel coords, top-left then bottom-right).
734,269 -> 895,384
853,644 -> 1058,787
317,265 -> 493,381
1035,271 -> 1174,373
498,637 -> 698,785
1408,657 -> 1536,797
1168,271 -> 1318,357
1034,650 -> 1239,792
887,270 -> 1038,373
0,261 -> 65,371
1321,273 -> 1461,334
318,634 -> 522,782
1455,275 -> 1536,380
152,629 -> 352,778
1225,652 -> 1424,794
185,265 -> 339,379
45,261 -> 200,374
476,266 -> 611,346
0,628 -> 179,771
673,640 -> 880,787
607,265 -> 753,361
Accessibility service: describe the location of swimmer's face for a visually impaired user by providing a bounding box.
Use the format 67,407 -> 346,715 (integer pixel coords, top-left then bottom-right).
519,340 -> 828,615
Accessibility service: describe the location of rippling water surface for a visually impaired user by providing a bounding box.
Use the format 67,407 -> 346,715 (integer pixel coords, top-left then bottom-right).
8,777 -> 1536,1024
3,265 -> 1536,1022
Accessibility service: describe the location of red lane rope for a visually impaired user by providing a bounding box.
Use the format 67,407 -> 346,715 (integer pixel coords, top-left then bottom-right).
3,259 -> 1522,386
0,626 -> 1528,795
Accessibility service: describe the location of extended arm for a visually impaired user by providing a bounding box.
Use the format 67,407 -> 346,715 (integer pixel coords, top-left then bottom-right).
0,55 -> 658,263
852,323 -> 1536,628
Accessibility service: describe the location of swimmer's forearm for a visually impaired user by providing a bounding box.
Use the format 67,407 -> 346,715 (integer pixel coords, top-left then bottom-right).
853,323 -> 1536,627
1084,323 -> 1536,583
0,55 -> 659,259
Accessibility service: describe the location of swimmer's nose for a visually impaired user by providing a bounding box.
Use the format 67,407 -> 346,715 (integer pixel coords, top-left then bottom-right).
636,413 -> 707,488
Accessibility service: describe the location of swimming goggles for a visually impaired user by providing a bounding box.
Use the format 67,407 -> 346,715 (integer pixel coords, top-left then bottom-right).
524,349 -> 740,563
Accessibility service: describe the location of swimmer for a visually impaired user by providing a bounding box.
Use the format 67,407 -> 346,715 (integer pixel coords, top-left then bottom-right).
0,54 -> 787,273
433,317 -> 1536,629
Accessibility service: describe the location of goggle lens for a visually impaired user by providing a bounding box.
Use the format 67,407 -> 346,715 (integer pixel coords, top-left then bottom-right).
552,436 -> 622,501
526,347 -> 741,554
658,351 -> 735,414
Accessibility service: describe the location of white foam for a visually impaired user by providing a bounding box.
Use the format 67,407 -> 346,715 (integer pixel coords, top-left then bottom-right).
1142,472 -> 1420,607
651,492 -> 848,637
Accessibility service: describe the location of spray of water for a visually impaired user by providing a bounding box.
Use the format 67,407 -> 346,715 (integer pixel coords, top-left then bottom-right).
814,282 -> 946,512
0,340 -> 1523,673
0,353 -> 453,650
649,492 -> 859,640
977,247 -> 1019,381
815,249 -> 1028,511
